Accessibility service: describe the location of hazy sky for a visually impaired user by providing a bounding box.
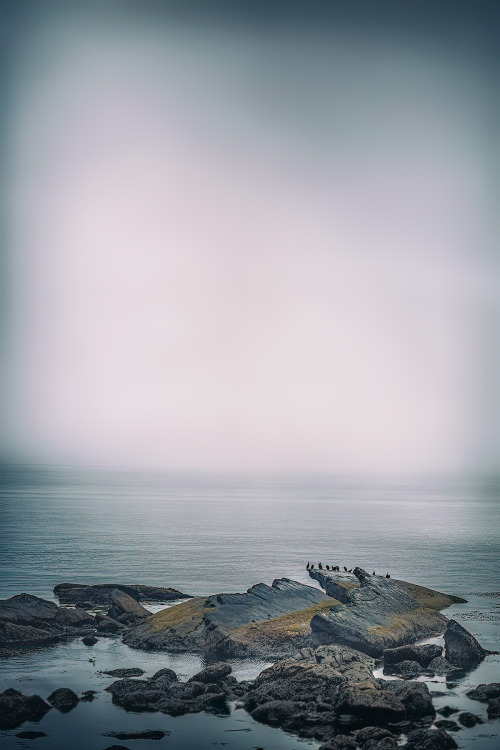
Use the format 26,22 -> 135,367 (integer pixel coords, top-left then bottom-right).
1,1 -> 498,473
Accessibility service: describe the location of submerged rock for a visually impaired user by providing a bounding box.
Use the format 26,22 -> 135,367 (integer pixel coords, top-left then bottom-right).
0,689 -> 51,729
104,730 -> 168,740
15,731 -> 48,739
405,728 -> 458,749
82,635 -> 98,646
103,668 -> 145,678
487,697 -> 500,719
444,619 -> 486,668
0,593 -> 95,647
458,711 -> 483,727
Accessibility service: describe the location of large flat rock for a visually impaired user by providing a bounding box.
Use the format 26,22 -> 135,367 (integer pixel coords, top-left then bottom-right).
309,568 -> 464,657
123,578 -> 337,658
53,583 -> 189,605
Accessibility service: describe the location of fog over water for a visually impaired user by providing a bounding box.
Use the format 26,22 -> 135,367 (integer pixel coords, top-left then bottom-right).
1,1 -> 499,473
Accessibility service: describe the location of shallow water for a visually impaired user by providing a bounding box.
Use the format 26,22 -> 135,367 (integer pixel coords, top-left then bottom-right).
1,467 -> 499,749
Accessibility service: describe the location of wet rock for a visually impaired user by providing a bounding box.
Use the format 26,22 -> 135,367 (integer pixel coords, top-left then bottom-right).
434,719 -> 461,732
15,731 -> 47,739
335,685 -> 405,724
438,706 -> 458,718
355,726 -> 394,746
427,657 -> 462,676
487,697 -> 500,719
382,680 -> 435,720
82,635 -> 98,646
0,593 -> 95,647
0,689 -> 51,729
47,687 -> 79,712
96,615 -> 127,633
363,738 -> 397,750
106,590 -> 150,625
384,659 -> 422,677
103,746 -> 130,750
443,620 -> 486,669
190,664 -> 232,684
458,711 -> 483,727
80,690 -> 96,702
104,730 -> 168,740
466,683 -> 500,702
383,644 -> 442,667
250,699 -> 302,726
103,668 -> 145,678
405,728 -> 458,749
54,582 -> 189,605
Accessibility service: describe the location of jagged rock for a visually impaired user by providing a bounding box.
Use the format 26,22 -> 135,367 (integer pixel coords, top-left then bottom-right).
106,590 -> 150,625
189,664 -> 232,684
405,728 -> 458,749
82,635 -> 98,646
309,569 -> 458,657
0,689 -> 51,729
124,578 -> 334,658
488,697 -> 500,718
47,687 -> 79,712
54,582 -> 188,605
383,644 -> 442,667
103,668 -> 144,678
444,620 -> 486,669
458,711 -> 483,727
0,593 -> 95,647
466,683 -> 500,702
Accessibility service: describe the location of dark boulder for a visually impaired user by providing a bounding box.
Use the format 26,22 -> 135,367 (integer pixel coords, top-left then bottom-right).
103,746 -> 130,750
381,680 -> 434,720
427,657 -> 462,676
0,689 -> 51,730
405,728 -> 458,749
320,737 -> 357,750
466,683 -> 500,702
47,687 -> 79,712
438,706 -> 458,718
82,635 -> 98,646
487,697 -> 500,719
80,690 -> 96,702
335,685 -> 405,724
104,730 -> 168,740
15,731 -> 48,739
250,699 -> 302,726
383,644 -> 442,668
150,668 -> 178,686
363,738 -> 398,750
444,620 -> 486,669
96,615 -> 127,633
355,726 -> 394,746
384,660 -> 422,677
0,593 -> 94,647
458,712 -> 483,727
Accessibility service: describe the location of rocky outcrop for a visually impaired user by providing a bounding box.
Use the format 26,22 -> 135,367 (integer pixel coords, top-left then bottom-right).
383,643 -> 442,667
405,728 -> 457,749
242,645 -> 434,742
309,569 -> 461,657
105,663 -> 234,716
0,689 -> 51,729
123,578 -> 336,658
444,619 -> 486,668
0,593 -> 95,647
54,583 -> 189,606
466,683 -> 500,702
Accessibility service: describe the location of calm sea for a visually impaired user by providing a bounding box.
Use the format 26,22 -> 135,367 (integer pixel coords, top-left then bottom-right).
1,467 -> 499,749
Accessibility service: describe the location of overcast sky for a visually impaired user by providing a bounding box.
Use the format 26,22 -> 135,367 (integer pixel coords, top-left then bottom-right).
1,1 -> 498,473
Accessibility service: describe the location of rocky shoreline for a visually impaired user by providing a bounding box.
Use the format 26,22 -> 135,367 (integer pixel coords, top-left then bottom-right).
1,569 -> 499,750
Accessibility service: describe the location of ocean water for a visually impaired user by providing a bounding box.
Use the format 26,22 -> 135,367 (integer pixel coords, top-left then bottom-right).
1,467 -> 499,749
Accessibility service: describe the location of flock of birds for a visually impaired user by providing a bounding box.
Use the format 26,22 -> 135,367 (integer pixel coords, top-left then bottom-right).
306,562 -> 391,578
